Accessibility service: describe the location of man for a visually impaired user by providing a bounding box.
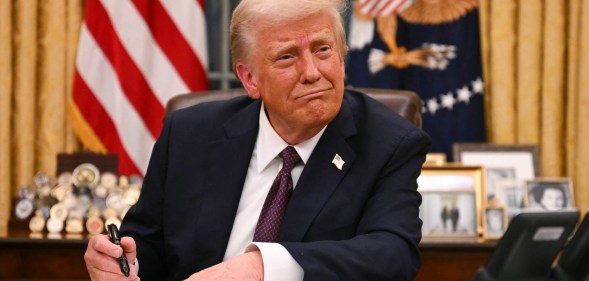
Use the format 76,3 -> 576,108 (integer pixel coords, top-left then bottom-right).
84,0 -> 431,280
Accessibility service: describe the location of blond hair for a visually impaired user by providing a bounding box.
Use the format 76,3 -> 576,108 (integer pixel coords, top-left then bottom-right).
230,0 -> 348,71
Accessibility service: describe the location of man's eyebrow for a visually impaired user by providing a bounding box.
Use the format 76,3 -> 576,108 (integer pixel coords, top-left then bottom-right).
267,31 -> 335,57
265,42 -> 299,61
271,41 -> 298,55
309,31 -> 335,45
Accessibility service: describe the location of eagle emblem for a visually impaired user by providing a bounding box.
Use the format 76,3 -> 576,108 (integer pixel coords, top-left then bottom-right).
349,0 -> 479,73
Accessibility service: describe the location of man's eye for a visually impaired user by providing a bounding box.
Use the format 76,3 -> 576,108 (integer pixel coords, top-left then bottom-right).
278,54 -> 293,61
317,46 -> 331,53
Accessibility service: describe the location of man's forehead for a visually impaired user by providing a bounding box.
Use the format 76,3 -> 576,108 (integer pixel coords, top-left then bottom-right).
271,28 -> 335,43
255,18 -> 336,43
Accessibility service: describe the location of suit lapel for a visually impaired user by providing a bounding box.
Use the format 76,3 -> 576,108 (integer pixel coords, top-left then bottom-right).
197,100 -> 260,258
279,100 -> 357,241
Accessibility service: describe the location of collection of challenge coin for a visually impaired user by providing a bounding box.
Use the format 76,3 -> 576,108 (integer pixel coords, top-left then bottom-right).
14,163 -> 142,236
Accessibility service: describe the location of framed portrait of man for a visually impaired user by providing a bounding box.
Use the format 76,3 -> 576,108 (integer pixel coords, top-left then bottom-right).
525,178 -> 574,211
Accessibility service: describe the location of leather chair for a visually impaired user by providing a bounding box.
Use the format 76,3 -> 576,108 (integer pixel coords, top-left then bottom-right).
551,210 -> 589,281
165,88 -> 422,128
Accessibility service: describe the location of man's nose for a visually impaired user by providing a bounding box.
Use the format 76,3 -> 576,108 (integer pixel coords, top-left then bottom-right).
299,52 -> 321,84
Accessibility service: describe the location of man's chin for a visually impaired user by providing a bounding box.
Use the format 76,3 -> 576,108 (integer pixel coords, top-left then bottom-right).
303,109 -> 338,127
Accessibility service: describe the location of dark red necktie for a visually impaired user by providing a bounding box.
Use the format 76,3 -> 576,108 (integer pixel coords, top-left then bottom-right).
253,146 -> 301,242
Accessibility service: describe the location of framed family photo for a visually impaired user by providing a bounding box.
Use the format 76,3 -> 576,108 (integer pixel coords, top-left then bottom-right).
417,165 -> 485,242
453,143 -> 540,220
525,178 -> 574,211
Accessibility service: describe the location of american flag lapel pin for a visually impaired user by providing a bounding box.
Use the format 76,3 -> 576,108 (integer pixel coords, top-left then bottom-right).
332,154 -> 344,170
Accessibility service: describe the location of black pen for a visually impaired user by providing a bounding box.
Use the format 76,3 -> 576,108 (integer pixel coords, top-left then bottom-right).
107,224 -> 131,277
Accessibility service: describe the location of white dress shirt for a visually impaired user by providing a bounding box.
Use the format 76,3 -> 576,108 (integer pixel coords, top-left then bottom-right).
223,103 -> 326,281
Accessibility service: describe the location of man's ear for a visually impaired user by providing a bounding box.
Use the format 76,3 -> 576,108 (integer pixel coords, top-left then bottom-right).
235,63 -> 260,99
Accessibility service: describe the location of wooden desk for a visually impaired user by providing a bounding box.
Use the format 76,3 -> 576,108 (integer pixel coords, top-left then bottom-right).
0,229 -> 90,281
0,229 -> 495,281
417,241 -> 495,281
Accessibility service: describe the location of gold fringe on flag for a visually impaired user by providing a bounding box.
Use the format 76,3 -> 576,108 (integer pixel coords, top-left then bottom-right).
68,101 -> 108,154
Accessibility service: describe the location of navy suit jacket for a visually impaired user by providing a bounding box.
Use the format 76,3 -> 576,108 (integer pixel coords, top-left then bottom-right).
120,89 -> 431,281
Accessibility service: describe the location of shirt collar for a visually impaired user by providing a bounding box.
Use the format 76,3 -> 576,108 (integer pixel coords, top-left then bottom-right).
256,102 -> 326,173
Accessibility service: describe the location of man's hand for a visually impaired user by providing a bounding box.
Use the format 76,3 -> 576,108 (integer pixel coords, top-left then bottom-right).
185,251 -> 264,281
85,234 -> 140,280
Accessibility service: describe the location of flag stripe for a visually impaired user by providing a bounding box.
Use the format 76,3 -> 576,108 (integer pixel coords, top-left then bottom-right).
360,0 -> 378,16
161,0 -> 209,71
72,0 -> 207,176
373,0 -> 392,15
84,0 -> 163,139
72,71 -> 142,176
376,0 -> 394,15
379,0 -> 407,16
132,0 -> 208,92
76,24 -> 154,174
359,0 -> 375,9
359,0 -> 411,17
100,0 -> 191,105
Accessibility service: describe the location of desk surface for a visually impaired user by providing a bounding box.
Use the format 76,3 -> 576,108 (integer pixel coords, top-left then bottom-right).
0,229 -> 495,281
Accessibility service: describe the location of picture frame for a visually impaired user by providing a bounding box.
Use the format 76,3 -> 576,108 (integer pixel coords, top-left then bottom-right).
423,153 -> 447,166
452,143 -> 540,219
417,164 -> 485,242
483,206 -> 507,239
493,178 -> 525,220
525,178 -> 574,211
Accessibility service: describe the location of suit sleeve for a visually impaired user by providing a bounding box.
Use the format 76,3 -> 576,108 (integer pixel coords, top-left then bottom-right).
119,114 -> 175,280
281,128 -> 430,281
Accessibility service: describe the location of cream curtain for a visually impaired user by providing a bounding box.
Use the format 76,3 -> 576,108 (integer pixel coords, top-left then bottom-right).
0,0 -> 83,233
479,0 -> 589,213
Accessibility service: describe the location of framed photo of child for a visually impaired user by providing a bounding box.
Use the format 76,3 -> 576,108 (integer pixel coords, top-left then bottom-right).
483,206 -> 507,239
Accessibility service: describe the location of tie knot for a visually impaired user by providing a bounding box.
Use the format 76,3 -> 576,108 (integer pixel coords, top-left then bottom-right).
279,146 -> 301,172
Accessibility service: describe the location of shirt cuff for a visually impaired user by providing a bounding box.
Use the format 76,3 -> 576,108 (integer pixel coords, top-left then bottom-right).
246,242 -> 304,281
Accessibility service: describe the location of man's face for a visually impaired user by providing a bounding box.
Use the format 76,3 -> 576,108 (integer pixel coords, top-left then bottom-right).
540,188 -> 565,210
235,12 -> 345,143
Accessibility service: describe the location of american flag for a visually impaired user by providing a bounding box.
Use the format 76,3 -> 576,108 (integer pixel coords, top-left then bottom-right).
356,0 -> 414,17
70,0 -> 208,176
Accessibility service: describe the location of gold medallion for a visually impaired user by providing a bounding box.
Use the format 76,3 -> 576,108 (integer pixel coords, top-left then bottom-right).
72,163 -> 100,188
